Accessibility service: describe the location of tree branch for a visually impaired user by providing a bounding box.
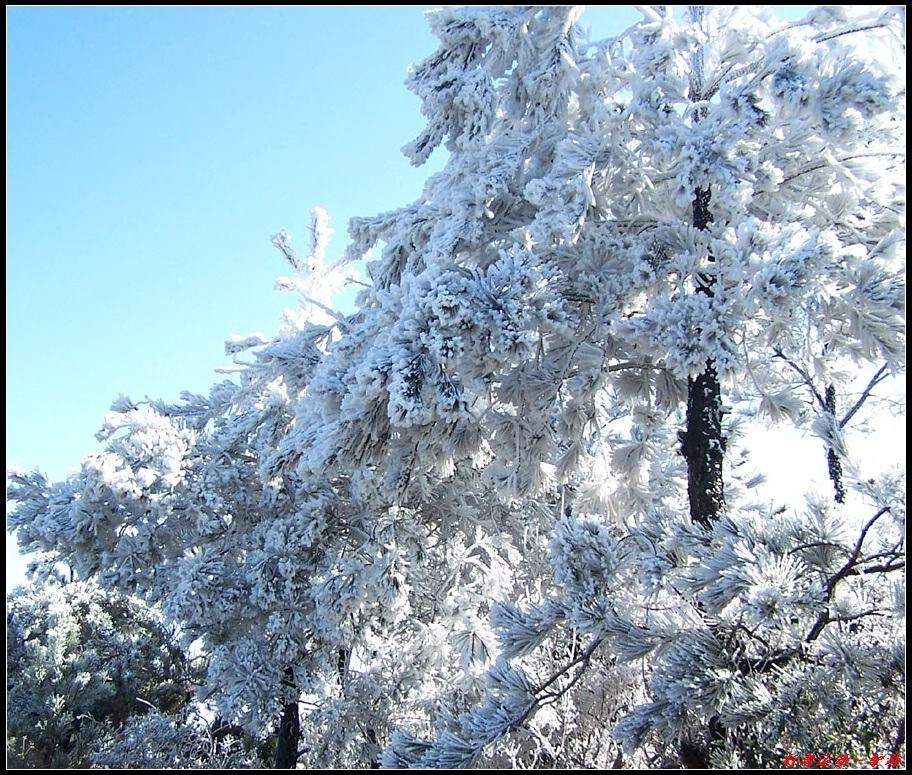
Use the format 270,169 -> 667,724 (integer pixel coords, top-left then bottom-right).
805,506 -> 892,642
840,364 -> 890,429
814,23 -> 890,43
771,349 -> 827,410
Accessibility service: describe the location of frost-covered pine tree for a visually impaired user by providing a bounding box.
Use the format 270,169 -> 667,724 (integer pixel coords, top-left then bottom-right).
8,5 -> 905,769
367,5 -> 906,768
9,205 -> 538,768
7,576 -> 195,767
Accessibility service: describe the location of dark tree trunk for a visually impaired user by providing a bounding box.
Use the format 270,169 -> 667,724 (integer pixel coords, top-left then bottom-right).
679,22 -> 727,767
275,669 -> 300,769
680,715 -> 725,769
337,648 -> 348,681
366,728 -> 381,769
825,384 -> 846,503
337,648 -> 381,767
680,185 -> 725,529
212,716 -> 244,741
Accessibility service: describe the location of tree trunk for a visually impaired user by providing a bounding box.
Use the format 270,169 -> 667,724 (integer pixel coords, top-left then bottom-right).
338,648 -> 381,768
680,185 -> 725,529
337,648 -> 348,681
825,384 -> 846,503
679,13 -> 727,767
679,715 -> 724,768
212,716 -> 245,742
679,187 -> 726,765
275,669 -> 300,769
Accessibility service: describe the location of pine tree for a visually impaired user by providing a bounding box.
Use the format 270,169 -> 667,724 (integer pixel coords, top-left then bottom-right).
8,5 -> 905,769
6,576 -> 195,768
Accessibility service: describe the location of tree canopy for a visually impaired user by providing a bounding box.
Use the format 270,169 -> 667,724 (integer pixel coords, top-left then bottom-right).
7,5 -> 905,769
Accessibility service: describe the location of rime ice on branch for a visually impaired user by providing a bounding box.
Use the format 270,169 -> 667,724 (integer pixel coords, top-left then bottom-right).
7,4 -> 906,770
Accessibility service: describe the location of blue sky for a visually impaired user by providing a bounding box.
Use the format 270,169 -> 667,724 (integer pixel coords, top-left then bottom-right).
8,6 -> 446,482
7,6 -> 818,586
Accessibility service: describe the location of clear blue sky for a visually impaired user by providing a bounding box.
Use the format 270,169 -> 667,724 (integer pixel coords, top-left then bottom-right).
7,6 -> 812,584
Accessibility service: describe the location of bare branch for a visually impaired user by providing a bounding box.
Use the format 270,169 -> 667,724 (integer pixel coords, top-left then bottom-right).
780,154 -> 905,186
806,506 -> 892,642
814,23 -> 890,44
840,364 -> 891,429
771,348 -> 827,410
847,561 -> 905,578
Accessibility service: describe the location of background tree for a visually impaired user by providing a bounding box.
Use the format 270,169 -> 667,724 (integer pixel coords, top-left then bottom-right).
7,208 -> 550,768
89,709 -> 262,769
6,576 -> 195,768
